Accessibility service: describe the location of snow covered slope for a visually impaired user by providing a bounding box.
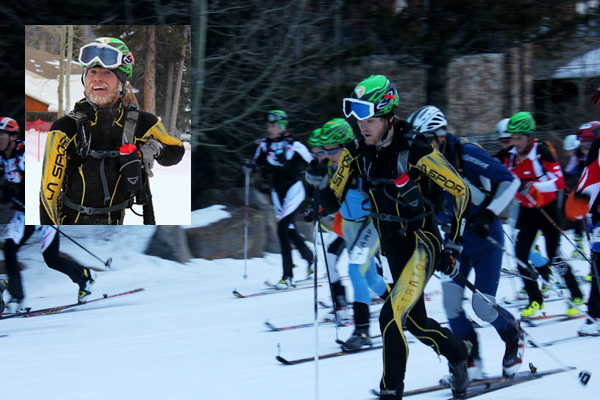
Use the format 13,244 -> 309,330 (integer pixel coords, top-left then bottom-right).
0,223 -> 598,400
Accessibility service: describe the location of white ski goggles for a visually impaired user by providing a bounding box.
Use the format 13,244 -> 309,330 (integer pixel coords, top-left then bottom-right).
79,43 -> 123,69
343,98 -> 375,120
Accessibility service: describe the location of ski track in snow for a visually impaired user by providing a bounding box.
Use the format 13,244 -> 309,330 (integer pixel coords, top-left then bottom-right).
0,220 -> 598,399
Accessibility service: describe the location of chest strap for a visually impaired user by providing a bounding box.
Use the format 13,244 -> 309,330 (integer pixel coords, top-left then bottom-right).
59,192 -> 131,216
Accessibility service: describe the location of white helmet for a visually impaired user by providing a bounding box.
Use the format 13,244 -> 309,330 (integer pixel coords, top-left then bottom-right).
495,118 -> 511,139
407,105 -> 447,138
563,134 -> 581,151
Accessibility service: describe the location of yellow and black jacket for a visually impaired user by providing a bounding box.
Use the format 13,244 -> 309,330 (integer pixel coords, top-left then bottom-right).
319,121 -> 470,255
40,99 -> 184,225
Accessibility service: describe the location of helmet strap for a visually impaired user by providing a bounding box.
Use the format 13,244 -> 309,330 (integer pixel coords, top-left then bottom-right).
376,115 -> 395,150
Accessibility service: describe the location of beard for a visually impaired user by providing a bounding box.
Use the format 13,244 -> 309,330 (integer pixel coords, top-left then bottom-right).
85,82 -> 122,107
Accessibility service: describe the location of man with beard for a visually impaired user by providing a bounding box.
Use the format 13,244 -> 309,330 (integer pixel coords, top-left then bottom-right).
306,75 -> 471,399
39,37 -> 184,225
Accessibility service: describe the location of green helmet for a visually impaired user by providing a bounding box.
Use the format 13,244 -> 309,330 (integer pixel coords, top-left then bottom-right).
308,118 -> 355,148
79,37 -> 134,84
507,111 -> 536,135
267,110 -> 288,131
343,75 -> 399,120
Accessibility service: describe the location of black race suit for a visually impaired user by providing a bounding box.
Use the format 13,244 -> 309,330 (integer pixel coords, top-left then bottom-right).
40,99 -> 184,225
317,123 -> 470,399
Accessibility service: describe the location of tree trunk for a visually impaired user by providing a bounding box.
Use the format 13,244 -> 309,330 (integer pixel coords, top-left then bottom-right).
168,25 -> 190,134
164,61 -> 174,131
66,25 -> 73,112
57,25 -> 66,116
143,26 -> 156,112
193,0 -> 207,141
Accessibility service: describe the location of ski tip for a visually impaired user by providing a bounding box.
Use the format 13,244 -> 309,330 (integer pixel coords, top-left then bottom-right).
276,355 -> 294,365
232,290 -> 245,298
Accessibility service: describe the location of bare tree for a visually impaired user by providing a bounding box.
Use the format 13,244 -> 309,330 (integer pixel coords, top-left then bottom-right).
57,25 -> 66,116
168,25 -> 190,134
194,0 -> 359,198
143,25 -> 156,114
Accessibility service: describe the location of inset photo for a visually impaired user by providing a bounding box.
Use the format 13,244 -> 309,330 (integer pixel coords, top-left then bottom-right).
25,25 -> 191,225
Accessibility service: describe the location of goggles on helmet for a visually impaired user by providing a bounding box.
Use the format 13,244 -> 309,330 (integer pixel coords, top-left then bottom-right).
312,147 -> 341,157
79,42 -> 123,69
267,113 -> 286,123
343,98 -> 375,120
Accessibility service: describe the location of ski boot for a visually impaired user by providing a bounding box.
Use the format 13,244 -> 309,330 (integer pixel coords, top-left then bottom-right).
78,267 -> 96,302
342,327 -> 371,350
342,302 -> 371,350
578,319 -> 600,336
274,276 -> 293,290
521,300 -> 543,317
572,235 -> 585,259
566,297 -> 584,316
448,359 -> 469,399
0,279 -> 6,314
501,323 -> 525,377
7,297 -> 28,314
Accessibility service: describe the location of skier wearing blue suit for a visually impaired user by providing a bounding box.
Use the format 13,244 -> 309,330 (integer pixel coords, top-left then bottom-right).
306,119 -> 387,350
407,106 -> 524,380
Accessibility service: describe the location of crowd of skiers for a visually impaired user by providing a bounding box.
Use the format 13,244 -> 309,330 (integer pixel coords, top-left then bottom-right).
244,74 -> 600,400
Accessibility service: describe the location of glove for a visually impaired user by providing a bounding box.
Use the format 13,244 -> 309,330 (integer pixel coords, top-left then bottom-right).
140,139 -> 163,177
303,205 -> 315,222
518,181 -> 534,197
242,162 -> 255,175
437,241 -> 462,278
467,208 -> 496,239
565,191 -> 590,221
305,158 -> 329,190
519,181 -> 543,205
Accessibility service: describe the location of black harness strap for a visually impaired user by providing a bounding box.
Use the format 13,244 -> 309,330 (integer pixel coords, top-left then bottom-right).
59,192 -> 131,216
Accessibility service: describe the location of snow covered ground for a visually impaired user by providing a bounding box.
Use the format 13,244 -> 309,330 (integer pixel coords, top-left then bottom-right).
0,215 -> 599,400
24,129 -> 191,225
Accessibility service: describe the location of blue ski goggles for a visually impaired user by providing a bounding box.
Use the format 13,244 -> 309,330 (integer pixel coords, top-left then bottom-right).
312,147 -> 341,157
267,113 -> 287,123
79,43 -> 123,69
343,98 -> 375,120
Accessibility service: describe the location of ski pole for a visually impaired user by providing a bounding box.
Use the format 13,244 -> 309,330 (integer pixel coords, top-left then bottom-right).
455,272 -> 591,386
487,237 -> 539,278
49,226 -> 112,269
525,192 -> 592,264
317,214 -> 341,342
312,191 -> 320,400
582,216 -> 600,298
243,161 -> 250,279
488,237 -> 594,321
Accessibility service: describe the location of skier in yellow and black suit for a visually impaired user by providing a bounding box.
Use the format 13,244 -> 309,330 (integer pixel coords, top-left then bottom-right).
306,76 -> 471,400
39,37 -> 184,225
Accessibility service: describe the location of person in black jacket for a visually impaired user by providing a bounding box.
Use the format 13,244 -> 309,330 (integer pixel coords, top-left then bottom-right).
39,37 -> 184,225
245,110 -> 314,289
306,75 -> 471,400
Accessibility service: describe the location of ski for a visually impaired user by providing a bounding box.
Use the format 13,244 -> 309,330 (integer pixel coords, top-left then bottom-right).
452,366 -> 576,399
277,344 -> 383,365
531,333 -> 600,347
265,311 -> 381,331
263,279 -> 317,289
318,297 -> 384,309
233,284 -> 321,299
370,366 -> 575,398
500,296 -> 561,308
521,314 -> 585,327
264,319 -> 354,331
0,288 -> 145,320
